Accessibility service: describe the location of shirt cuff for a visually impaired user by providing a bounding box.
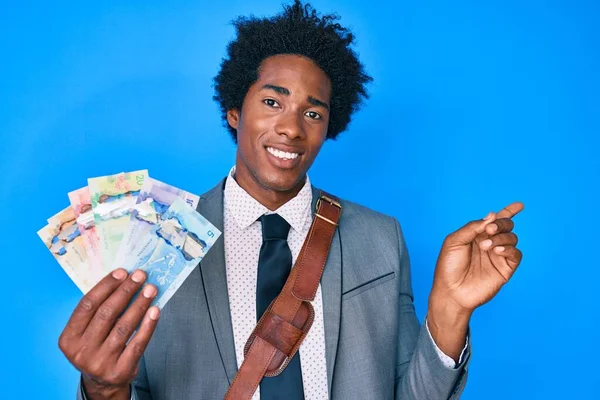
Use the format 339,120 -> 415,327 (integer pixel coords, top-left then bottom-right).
425,319 -> 469,369
80,376 -> 134,400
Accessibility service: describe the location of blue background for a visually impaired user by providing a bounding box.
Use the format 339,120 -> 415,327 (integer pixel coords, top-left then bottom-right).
1,0 -> 598,398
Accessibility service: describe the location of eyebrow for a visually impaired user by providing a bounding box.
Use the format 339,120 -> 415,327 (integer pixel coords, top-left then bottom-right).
261,84 -> 330,110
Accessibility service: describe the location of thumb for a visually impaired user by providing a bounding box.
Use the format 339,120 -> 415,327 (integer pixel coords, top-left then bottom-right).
444,212 -> 497,247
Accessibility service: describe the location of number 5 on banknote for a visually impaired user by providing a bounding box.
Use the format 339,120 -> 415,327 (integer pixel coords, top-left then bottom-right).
127,197 -> 221,309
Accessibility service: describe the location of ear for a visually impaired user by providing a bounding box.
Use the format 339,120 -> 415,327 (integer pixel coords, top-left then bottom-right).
227,109 -> 240,130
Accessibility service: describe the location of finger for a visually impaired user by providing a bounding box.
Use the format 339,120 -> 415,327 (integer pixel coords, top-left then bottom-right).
445,212 -> 497,247
485,218 -> 515,236
479,232 -> 518,251
117,306 -> 160,373
493,245 -> 523,268
83,270 -> 147,343
496,202 -> 524,219
62,269 -> 129,339
103,284 -> 157,352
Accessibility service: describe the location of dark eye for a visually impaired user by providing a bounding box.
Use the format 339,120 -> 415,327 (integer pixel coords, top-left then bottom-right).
263,99 -> 280,108
305,111 -> 322,120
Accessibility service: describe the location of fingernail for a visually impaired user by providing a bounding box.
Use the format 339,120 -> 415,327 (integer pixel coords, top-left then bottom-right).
483,212 -> 494,220
131,270 -> 145,283
143,285 -> 156,299
481,239 -> 493,248
488,224 -> 498,233
495,246 -> 505,253
148,307 -> 160,321
112,269 -> 127,280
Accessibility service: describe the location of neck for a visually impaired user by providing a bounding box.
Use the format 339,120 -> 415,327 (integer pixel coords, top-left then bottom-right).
233,169 -> 305,211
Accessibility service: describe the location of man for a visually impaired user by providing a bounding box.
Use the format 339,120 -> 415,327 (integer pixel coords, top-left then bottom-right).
59,1 -> 523,399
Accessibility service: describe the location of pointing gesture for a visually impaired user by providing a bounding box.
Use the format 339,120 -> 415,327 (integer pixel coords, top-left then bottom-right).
431,202 -> 525,312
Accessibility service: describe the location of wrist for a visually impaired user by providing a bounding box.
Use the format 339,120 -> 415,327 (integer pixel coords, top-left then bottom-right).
427,291 -> 473,331
82,376 -> 130,400
426,292 -> 472,362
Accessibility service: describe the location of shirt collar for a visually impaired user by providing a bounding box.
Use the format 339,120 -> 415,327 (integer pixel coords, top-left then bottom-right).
224,166 -> 313,233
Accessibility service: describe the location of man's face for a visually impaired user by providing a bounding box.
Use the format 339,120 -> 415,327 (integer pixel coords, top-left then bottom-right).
227,54 -> 331,197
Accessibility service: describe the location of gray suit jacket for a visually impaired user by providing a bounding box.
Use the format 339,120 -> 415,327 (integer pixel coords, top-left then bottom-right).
78,179 -> 469,399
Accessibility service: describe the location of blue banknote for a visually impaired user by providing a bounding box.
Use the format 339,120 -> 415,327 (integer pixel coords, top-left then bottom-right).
127,197 -> 221,309
114,178 -> 200,270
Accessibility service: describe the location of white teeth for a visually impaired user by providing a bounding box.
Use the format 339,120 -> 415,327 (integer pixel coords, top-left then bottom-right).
267,147 -> 299,160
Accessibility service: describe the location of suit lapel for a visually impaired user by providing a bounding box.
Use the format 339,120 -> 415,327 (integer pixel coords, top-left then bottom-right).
311,186 -> 343,397
196,179 -> 238,383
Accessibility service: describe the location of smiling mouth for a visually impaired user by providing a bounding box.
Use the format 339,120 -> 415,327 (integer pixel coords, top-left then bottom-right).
266,146 -> 300,160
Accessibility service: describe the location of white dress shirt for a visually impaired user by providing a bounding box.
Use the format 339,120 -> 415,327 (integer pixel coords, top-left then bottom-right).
224,167 -> 329,400
222,167 -> 466,400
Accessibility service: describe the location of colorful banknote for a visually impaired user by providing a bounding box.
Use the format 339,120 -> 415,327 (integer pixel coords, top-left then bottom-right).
39,170 -> 217,309
127,197 -> 221,309
38,206 -> 95,293
88,170 -> 148,270
114,178 -> 200,271
68,186 -> 104,281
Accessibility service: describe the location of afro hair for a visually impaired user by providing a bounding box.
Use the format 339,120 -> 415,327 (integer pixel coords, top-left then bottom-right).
213,0 -> 373,142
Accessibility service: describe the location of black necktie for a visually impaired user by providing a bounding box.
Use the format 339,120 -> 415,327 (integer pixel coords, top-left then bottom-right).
256,214 -> 305,400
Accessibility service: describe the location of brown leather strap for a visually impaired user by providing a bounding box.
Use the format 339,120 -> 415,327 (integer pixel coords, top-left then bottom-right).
225,191 -> 342,400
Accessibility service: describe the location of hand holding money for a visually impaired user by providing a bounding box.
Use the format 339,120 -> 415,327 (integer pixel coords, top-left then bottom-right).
59,269 -> 159,400
39,170 -> 222,398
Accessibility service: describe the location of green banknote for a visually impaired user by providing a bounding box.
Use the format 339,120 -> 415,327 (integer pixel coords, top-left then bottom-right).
88,170 -> 148,270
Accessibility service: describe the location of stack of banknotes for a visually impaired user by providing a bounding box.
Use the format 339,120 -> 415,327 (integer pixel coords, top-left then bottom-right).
37,170 -> 221,309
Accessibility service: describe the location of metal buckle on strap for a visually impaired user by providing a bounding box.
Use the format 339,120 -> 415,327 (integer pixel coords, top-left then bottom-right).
315,213 -> 338,226
316,194 -> 342,210
315,193 -> 341,226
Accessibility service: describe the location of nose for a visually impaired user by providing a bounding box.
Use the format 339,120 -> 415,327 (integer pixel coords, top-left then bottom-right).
274,109 -> 305,140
